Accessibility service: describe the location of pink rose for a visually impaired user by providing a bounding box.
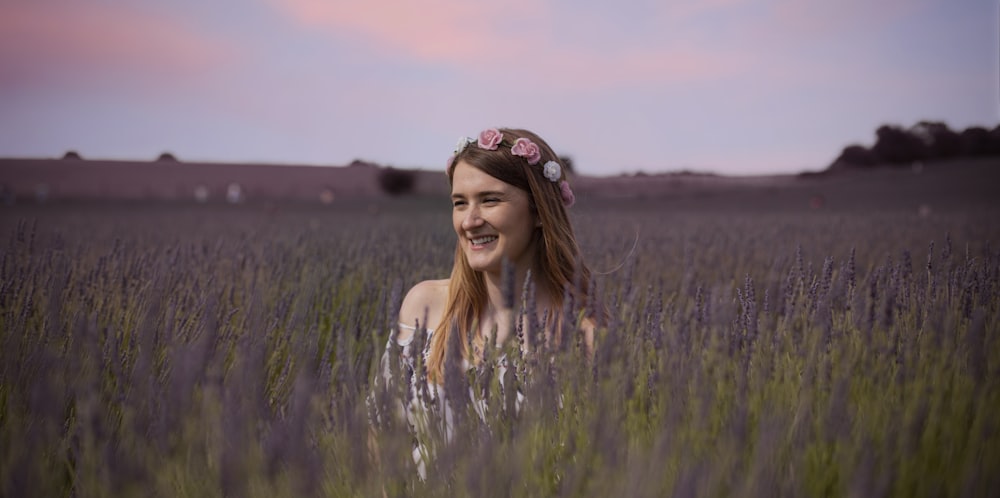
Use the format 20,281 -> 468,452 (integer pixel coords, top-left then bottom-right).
478,128 -> 503,150
446,154 -> 455,169
511,138 -> 541,165
559,180 -> 575,207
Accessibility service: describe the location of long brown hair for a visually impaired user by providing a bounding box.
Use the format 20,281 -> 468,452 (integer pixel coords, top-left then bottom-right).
426,128 -> 596,382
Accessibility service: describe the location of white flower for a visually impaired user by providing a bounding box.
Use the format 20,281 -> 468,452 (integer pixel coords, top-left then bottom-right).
454,137 -> 474,154
542,160 -> 561,182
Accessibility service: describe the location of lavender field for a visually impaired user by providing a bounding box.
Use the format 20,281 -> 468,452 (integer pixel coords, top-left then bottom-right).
2,190 -> 999,496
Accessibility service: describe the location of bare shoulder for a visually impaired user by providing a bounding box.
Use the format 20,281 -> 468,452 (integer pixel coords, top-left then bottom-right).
398,279 -> 450,332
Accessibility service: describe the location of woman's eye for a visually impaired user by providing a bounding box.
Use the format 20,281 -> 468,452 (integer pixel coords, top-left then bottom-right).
452,200 -> 466,208
483,198 -> 499,204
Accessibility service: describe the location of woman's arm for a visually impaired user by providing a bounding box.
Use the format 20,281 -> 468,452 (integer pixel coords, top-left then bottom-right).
581,316 -> 596,360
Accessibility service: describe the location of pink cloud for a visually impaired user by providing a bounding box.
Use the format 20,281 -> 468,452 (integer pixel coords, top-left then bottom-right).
267,0 -> 748,91
268,0 -> 540,61
0,3 -> 236,92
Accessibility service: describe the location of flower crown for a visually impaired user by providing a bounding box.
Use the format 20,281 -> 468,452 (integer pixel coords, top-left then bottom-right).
449,128 -> 575,207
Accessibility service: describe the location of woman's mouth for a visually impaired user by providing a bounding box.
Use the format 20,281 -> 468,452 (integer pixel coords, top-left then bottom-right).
469,235 -> 498,249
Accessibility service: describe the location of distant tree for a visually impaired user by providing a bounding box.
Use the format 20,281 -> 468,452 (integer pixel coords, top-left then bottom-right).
559,155 -> 576,175
831,144 -> 878,169
62,150 -> 82,160
959,126 -> 1000,156
157,152 -> 179,162
911,121 -> 962,159
872,124 -> 926,165
377,167 -> 416,196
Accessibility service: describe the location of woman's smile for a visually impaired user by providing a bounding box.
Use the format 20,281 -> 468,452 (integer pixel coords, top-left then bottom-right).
468,235 -> 498,250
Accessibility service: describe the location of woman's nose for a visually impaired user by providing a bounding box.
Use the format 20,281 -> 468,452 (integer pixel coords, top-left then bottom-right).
461,206 -> 483,230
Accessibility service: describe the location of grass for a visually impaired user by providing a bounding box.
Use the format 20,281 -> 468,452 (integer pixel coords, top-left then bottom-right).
1,192 -> 998,497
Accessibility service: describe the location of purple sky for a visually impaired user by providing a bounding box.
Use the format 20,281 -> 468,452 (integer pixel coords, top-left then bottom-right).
1,0 -> 996,176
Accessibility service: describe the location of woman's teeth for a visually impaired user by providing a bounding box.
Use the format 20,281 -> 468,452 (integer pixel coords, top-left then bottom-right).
471,236 -> 498,245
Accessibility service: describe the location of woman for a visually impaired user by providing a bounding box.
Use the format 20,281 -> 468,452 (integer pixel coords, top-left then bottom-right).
394,127 -> 598,385
372,127 -> 599,480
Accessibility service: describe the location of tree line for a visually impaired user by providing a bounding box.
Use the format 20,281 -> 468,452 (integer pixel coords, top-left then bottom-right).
830,121 -> 1000,170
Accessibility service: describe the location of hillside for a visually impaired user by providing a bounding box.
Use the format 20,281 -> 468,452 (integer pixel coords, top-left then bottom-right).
0,158 -> 449,203
574,157 -> 1000,212
1,156 -> 998,213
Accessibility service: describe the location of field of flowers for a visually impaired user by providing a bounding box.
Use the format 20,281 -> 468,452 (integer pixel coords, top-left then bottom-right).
1,194 -> 998,497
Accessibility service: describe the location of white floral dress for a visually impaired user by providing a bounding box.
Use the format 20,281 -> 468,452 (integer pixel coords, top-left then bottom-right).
373,323 -> 523,480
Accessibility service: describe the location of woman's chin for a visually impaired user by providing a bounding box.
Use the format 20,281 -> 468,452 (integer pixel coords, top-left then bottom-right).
468,263 -> 498,274
465,257 -> 501,274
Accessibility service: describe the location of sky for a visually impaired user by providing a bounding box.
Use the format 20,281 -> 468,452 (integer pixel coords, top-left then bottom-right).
0,0 -> 996,176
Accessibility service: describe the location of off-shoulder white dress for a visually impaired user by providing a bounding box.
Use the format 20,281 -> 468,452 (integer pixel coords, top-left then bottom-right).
373,323 -> 523,480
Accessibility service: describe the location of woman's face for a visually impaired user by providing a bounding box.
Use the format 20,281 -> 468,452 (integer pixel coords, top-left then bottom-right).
451,161 -> 538,276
